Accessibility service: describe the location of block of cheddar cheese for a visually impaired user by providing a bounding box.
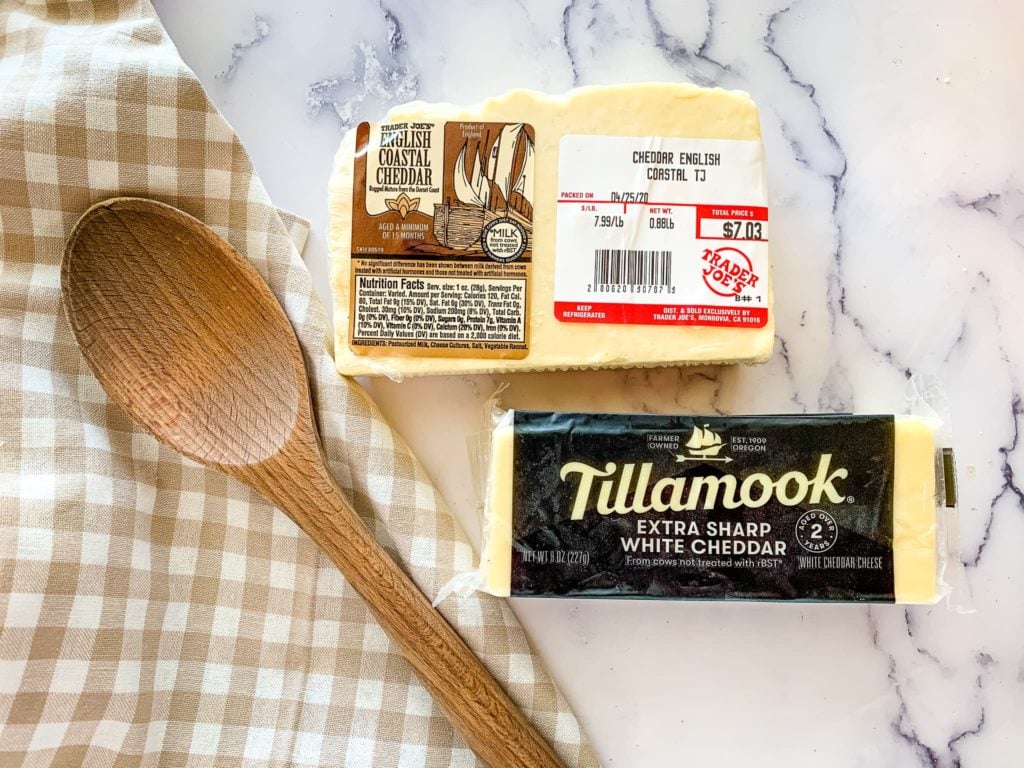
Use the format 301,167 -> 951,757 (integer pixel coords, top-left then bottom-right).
328,84 -> 773,377
478,410 -> 942,604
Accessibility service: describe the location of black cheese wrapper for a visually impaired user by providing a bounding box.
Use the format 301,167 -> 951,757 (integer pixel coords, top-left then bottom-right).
476,410 -> 941,603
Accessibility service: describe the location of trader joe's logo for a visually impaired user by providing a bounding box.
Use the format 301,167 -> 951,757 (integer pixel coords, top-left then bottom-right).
701,247 -> 760,296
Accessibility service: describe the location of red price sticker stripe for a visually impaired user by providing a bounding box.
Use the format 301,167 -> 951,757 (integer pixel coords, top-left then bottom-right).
555,302 -> 768,328
696,205 -> 768,220
696,205 -> 769,242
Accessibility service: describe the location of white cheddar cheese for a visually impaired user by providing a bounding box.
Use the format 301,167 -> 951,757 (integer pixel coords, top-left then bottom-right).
892,416 -> 938,604
328,84 -> 774,377
480,413 -> 515,597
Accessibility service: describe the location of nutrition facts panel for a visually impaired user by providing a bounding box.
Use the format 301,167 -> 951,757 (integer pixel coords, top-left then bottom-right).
350,260 -> 527,353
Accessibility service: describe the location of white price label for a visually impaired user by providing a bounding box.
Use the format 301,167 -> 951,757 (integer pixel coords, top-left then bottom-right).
554,135 -> 770,328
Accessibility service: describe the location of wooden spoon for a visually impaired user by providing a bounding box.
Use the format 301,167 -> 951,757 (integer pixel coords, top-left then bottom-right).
61,198 -> 565,768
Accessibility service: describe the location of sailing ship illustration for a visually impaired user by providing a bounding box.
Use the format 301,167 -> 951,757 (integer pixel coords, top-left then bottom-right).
683,425 -> 725,458
433,123 -> 535,251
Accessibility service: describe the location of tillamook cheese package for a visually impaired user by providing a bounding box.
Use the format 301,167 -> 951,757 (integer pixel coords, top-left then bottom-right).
442,382 -> 965,606
328,84 -> 774,378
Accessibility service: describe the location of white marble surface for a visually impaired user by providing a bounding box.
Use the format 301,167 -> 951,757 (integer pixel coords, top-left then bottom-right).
152,1 -> 1024,765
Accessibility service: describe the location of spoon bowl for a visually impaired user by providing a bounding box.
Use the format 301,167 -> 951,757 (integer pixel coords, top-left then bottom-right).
64,199 -> 301,467
61,197 -> 565,768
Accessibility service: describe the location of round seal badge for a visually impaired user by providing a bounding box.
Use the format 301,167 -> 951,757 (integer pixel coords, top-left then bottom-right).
701,246 -> 759,297
795,509 -> 839,553
481,217 -> 528,263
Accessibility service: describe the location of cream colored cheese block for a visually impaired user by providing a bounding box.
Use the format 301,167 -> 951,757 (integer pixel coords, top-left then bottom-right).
328,84 -> 774,377
480,412 -> 938,604
480,414 -> 515,596
892,416 -> 938,604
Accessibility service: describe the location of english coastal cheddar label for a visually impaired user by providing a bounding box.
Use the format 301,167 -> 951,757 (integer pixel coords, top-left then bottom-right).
554,136 -> 768,327
350,121 -> 535,358
510,411 -> 896,601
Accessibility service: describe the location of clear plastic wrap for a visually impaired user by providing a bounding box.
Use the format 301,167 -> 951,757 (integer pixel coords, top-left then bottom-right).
903,375 -> 969,611
437,376 -> 965,608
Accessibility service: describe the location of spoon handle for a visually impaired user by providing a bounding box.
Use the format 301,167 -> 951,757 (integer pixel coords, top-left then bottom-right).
250,439 -> 567,768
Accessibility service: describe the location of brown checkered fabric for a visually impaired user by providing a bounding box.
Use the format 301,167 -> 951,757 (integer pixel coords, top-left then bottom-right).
0,2 -> 598,766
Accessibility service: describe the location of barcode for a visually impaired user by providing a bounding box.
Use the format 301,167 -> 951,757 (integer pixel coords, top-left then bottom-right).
593,249 -> 672,287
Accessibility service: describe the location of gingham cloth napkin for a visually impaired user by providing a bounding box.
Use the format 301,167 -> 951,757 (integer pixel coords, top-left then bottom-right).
0,3 -> 598,766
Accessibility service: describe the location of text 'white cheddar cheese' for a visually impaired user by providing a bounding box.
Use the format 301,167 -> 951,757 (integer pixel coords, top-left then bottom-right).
328,84 -> 774,377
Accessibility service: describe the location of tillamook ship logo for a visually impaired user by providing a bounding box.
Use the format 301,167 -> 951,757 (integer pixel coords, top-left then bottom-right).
676,424 -> 730,463
559,455 -> 848,521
